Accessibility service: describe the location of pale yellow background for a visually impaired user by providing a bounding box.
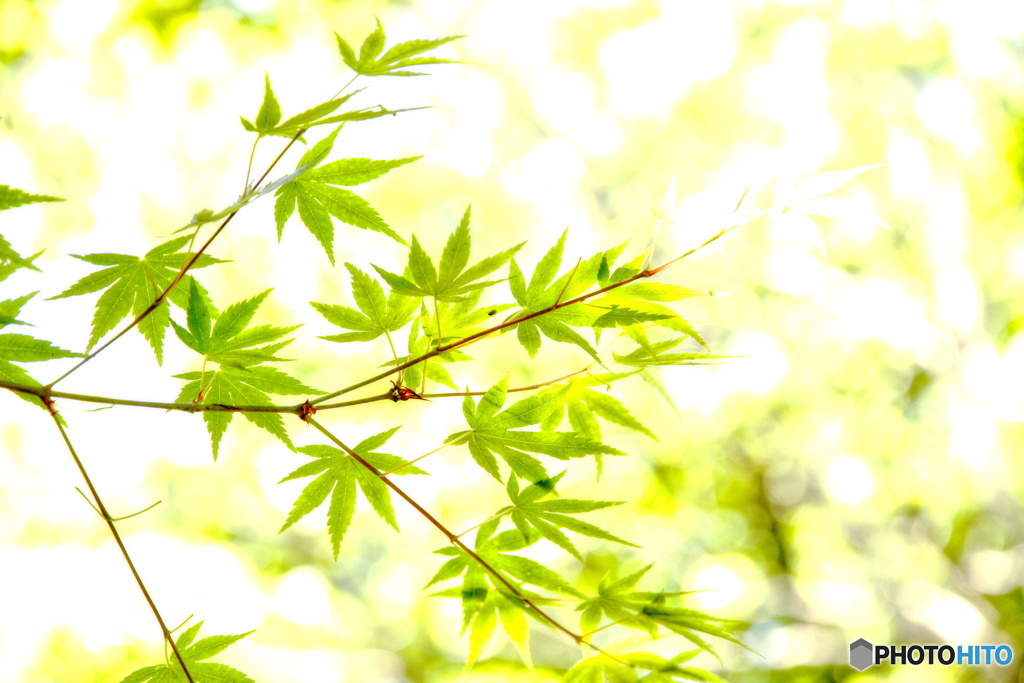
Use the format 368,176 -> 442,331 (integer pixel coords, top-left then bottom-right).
1,0 -> 1023,681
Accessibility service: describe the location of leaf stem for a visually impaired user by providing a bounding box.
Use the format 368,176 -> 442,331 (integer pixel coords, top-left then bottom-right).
379,442 -> 449,476
51,413 -> 195,683
310,206 -> 768,406
305,417 -> 627,664
383,329 -> 401,382
47,127 -> 310,389
243,139 -> 258,195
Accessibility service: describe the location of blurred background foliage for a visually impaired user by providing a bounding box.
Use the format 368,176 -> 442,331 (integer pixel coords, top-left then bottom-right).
2,0 -> 1023,681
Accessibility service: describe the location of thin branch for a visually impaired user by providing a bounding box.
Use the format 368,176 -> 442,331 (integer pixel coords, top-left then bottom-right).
305,417 -> 629,665
47,128 -> 309,389
75,487 -> 162,522
51,413 -> 195,683
308,265 -> 656,406
0,366 -> 589,416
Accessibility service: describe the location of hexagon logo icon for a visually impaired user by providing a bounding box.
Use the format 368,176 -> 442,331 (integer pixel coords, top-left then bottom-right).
850,638 -> 874,671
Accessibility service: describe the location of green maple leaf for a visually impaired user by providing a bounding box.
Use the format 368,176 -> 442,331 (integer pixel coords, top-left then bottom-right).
612,338 -> 736,367
240,73 -> 281,136
170,283 -> 300,368
278,427 -> 426,558
590,281 -> 711,349
541,377 -> 657,444
426,520 -> 581,661
427,521 -> 583,601
0,292 -> 36,330
507,233 -> 620,362
311,263 -> 418,343
446,378 -> 623,484
0,185 -> 62,212
575,565 -> 747,659
0,186 -> 59,281
274,126 -> 417,263
498,473 -> 638,562
416,287 -> 517,344
0,332 -> 82,410
336,19 -> 463,77
0,234 -> 42,283
463,590 -> 534,669
240,82 -> 412,140
49,235 -> 225,364
394,289 -> 515,393
172,281 -> 317,458
373,206 -> 523,303
117,621 -> 255,683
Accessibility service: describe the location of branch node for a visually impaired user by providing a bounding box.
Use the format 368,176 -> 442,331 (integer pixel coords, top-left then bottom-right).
298,400 -> 317,422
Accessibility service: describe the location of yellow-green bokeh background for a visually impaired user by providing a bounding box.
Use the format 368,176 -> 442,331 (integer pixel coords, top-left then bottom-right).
2,0 -> 1023,681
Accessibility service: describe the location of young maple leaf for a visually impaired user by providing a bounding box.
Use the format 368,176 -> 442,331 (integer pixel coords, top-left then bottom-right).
498,473 -> 637,562
273,126 -> 418,263
576,564 -> 748,658
446,378 -> 623,484
49,235 -> 225,364
172,281 -> 318,458
0,184 -> 62,212
426,518 -> 581,667
372,206 -> 524,302
335,19 -> 463,77
277,426 -> 426,558
311,263 -> 419,343
116,620 -> 255,683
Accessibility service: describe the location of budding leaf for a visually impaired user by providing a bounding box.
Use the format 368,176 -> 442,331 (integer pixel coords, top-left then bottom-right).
253,73 -> 282,133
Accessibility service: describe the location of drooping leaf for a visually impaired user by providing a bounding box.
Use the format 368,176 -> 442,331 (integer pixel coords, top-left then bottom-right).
574,565 -> 748,659
278,427 -> 425,558
612,337 -> 736,367
174,365 -> 314,458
